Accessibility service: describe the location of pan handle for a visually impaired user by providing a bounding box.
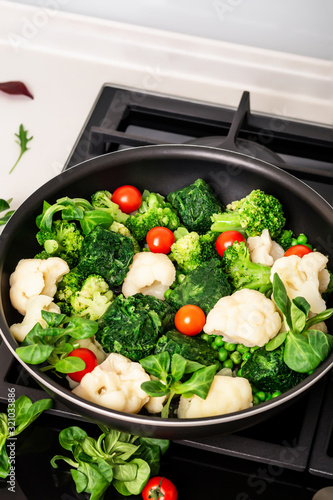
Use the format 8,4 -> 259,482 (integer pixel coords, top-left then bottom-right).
214,91 -> 250,152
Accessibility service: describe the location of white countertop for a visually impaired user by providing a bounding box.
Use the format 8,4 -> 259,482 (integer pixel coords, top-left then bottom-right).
0,0 -> 331,215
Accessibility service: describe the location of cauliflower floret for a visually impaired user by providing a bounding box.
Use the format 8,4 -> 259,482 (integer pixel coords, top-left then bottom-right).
9,257 -> 69,315
270,252 -> 329,314
72,353 -> 150,413
178,375 -> 253,418
203,289 -> 281,347
122,252 -> 176,300
9,295 -> 61,342
247,229 -> 284,267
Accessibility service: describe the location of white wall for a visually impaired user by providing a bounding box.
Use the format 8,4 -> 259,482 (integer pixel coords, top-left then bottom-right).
7,0 -> 333,60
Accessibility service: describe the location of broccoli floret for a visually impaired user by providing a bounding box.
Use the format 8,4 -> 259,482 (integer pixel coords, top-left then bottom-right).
211,189 -> 285,239
125,191 -> 180,242
55,268 -> 85,314
110,221 -> 140,253
71,275 -> 114,321
170,230 -> 220,274
274,229 -> 294,251
35,220 -> 84,267
96,293 -> 175,361
241,345 -> 306,393
154,330 -> 219,368
77,225 -> 134,287
170,232 -> 202,273
167,178 -> 224,234
166,258 -> 230,314
222,241 -> 272,294
91,190 -> 129,223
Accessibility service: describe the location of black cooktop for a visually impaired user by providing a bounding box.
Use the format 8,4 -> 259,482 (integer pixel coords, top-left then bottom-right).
0,85 -> 332,499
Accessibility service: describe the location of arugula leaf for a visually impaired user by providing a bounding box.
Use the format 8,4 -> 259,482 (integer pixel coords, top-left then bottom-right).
9,124 -> 33,174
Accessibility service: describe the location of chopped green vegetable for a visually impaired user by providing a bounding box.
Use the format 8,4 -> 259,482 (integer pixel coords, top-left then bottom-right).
9,124 -> 33,174
241,344 -> 306,392
211,189 -> 285,239
166,258 -> 230,314
96,293 -> 175,362
77,225 -> 134,287
154,329 -> 220,368
167,178 -> 224,234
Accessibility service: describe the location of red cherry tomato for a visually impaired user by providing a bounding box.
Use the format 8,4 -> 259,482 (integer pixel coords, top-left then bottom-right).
284,244 -> 313,258
216,230 -> 246,257
67,348 -> 98,383
174,304 -> 206,336
111,185 -> 142,214
142,476 -> 178,500
146,227 -> 175,254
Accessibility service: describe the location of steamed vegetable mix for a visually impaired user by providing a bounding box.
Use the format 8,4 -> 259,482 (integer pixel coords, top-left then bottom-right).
8,179 -> 333,420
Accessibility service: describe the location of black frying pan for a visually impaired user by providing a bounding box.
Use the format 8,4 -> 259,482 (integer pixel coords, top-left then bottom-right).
0,144 -> 332,439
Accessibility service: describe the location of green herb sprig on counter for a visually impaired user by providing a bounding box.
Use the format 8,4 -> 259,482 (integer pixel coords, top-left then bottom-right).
0,198 -> 14,226
51,425 -> 169,499
265,273 -> 333,372
16,310 -> 98,375
9,124 -> 33,174
139,351 -> 218,418
0,395 -> 52,478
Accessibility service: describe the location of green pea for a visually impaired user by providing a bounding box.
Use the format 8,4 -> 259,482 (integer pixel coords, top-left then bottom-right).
252,395 -> 260,405
223,359 -> 234,369
230,351 -> 242,365
272,391 -> 281,398
214,336 -> 224,347
237,368 -> 243,377
250,346 -> 259,353
256,391 -> 266,401
211,341 -> 219,351
218,348 -> 228,362
236,344 -> 250,354
265,394 -> 272,401
201,333 -> 210,342
297,233 -> 307,245
304,243 -> 313,250
291,238 -> 298,246
224,342 -> 237,351
242,352 -> 252,362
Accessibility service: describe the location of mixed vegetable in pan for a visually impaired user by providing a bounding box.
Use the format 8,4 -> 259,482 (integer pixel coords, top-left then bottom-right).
8,179 -> 333,418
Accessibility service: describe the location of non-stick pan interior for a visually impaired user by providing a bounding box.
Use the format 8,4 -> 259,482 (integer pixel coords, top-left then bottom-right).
0,145 -> 332,438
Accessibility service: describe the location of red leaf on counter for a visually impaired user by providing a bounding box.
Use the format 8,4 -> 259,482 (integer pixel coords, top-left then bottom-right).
0,81 -> 34,99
